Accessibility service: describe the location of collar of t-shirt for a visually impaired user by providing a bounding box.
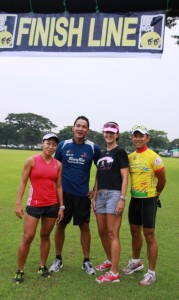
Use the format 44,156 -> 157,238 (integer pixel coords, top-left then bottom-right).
136,145 -> 148,153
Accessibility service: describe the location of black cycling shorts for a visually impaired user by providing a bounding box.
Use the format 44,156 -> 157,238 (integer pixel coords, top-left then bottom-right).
128,197 -> 157,228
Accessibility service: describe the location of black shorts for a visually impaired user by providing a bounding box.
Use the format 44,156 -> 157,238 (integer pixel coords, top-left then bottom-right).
61,192 -> 91,226
26,204 -> 59,219
128,197 -> 157,228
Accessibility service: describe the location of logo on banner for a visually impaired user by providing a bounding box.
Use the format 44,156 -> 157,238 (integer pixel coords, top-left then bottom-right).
138,14 -> 165,50
0,14 -> 17,48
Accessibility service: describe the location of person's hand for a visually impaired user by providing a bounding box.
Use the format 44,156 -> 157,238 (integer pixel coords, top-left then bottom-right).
115,200 -> 125,217
57,208 -> 64,223
15,203 -> 24,219
88,189 -> 95,199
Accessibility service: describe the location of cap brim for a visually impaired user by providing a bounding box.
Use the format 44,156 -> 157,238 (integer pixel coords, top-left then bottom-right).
103,127 -> 118,133
132,129 -> 148,135
43,133 -> 59,143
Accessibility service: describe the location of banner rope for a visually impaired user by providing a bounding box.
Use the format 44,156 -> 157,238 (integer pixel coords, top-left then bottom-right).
95,0 -> 99,13
29,0 -> 33,13
166,0 -> 171,13
63,0 -> 67,12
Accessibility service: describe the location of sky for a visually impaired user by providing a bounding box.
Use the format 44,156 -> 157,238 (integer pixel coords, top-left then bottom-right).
0,21 -> 178,142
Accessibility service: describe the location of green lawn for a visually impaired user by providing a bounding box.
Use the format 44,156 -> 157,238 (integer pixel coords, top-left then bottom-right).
0,150 -> 178,300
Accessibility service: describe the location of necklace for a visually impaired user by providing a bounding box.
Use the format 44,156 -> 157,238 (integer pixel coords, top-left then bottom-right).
106,145 -> 118,155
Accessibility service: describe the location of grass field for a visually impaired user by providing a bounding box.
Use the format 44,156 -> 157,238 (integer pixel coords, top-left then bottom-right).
0,149 -> 178,300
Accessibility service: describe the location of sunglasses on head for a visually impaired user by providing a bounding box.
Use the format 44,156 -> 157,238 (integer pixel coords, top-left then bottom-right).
132,125 -> 147,131
103,123 -> 119,129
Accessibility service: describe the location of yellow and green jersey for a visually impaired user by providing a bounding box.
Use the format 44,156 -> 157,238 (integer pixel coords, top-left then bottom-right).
129,147 -> 165,198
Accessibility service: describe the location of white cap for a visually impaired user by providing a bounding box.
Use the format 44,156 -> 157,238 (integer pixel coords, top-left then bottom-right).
132,126 -> 148,135
42,133 -> 59,143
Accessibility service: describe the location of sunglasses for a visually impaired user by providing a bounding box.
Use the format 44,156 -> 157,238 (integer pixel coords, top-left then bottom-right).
132,125 -> 147,131
103,123 -> 119,129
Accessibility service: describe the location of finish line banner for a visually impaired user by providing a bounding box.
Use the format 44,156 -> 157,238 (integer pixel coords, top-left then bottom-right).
0,11 -> 165,57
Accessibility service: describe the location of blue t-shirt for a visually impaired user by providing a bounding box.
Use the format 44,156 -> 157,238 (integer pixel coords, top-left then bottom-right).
55,138 -> 101,196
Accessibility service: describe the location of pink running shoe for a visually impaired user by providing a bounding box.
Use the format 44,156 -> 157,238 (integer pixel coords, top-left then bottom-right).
95,260 -> 112,271
96,271 -> 120,283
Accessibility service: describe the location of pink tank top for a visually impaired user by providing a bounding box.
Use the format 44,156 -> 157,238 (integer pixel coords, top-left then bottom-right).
27,155 -> 58,207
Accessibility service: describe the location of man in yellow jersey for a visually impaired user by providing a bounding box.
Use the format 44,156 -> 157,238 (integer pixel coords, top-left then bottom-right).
123,125 -> 166,286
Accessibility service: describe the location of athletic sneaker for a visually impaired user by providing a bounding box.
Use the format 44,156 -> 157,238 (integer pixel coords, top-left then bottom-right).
49,258 -> 63,273
82,261 -> 96,275
122,260 -> 144,274
13,270 -> 24,284
139,272 -> 156,286
95,260 -> 112,271
38,266 -> 51,278
96,271 -> 120,283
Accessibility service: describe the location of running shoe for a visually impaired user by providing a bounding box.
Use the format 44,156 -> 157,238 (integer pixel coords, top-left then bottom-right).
96,271 -> 120,283
38,266 -> 51,278
49,258 -> 63,273
82,261 -> 96,275
122,259 -> 144,274
95,260 -> 112,271
139,272 -> 156,286
13,270 -> 24,284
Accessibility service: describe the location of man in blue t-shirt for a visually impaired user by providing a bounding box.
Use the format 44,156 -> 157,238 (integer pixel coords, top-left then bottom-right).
49,116 -> 101,275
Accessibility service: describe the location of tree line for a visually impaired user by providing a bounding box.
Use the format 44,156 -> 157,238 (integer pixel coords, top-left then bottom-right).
0,113 -> 178,152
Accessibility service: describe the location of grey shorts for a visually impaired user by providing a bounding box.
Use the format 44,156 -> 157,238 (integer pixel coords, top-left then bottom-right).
96,190 -> 121,214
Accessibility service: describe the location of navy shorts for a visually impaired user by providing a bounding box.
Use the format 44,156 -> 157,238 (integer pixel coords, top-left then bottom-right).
128,197 -> 157,228
61,192 -> 91,226
26,204 -> 59,219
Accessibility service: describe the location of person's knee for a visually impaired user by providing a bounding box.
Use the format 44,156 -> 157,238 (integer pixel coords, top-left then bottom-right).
131,228 -> 141,239
130,224 -> 141,235
40,231 -> 51,240
107,228 -> 117,241
98,227 -> 106,238
22,233 -> 34,244
143,230 -> 155,244
80,222 -> 90,234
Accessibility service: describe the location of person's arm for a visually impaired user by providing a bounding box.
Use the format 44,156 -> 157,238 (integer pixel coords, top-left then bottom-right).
92,174 -> 98,213
116,167 -> 129,216
15,157 -> 34,219
93,145 -> 101,166
88,169 -> 97,198
89,145 -> 101,199
54,142 -> 63,161
155,168 -> 166,195
56,161 -> 64,223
